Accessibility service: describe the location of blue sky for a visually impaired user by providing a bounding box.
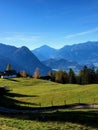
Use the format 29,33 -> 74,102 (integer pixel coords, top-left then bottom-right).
0,0 -> 98,49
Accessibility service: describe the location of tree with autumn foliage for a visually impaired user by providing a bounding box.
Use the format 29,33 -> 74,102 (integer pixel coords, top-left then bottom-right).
6,64 -> 12,71
33,68 -> 40,79
20,70 -> 27,78
55,70 -> 68,84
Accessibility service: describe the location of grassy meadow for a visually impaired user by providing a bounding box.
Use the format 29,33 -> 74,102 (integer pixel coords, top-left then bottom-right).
0,78 -> 98,108
0,78 -> 98,130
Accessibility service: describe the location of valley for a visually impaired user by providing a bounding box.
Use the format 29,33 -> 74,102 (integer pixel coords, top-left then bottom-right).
32,41 -> 98,72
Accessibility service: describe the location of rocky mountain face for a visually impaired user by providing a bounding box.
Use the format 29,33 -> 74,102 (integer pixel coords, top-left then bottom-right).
0,43 -> 51,75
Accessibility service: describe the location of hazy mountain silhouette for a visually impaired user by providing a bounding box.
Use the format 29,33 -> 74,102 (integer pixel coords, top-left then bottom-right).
56,41 -> 98,64
32,45 -> 57,61
0,43 -> 51,75
32,41 -> 98,67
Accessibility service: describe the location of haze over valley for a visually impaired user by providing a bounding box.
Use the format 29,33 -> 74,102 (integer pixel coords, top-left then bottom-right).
32,41 -> 98,72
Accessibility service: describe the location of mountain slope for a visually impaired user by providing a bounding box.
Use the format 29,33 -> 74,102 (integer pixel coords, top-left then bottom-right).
33,41 -> 98,65
0,43 -> 51,75
56,41 -> 98,64
42,58 -> 82,72
12,46 -> 51,75
32,45 -> 57,60
32,41 -> 98,71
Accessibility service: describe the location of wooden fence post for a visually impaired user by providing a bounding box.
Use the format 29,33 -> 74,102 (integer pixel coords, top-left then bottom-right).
78,99 -> 80,104
51,100 -> 53,107
93,98 -> 95,108
64,100 -> 66,105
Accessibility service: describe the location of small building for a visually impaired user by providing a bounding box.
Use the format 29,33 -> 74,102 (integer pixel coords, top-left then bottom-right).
1,70 -> 17,79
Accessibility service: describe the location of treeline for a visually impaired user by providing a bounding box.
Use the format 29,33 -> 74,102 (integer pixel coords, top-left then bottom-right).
48,66 -> 98,85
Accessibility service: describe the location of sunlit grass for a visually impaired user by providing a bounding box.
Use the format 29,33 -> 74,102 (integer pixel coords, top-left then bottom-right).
0,78 -> 98,129
0,78 -> 98,108
0,113 -> 96,130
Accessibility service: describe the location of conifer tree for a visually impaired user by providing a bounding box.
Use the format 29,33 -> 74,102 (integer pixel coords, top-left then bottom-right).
79,66 -> 89,84
95,69 -> 98,83
68,68 -> 76,84
89,68 -> 95,84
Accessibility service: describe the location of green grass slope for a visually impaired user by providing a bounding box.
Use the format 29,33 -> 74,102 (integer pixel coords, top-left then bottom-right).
0,78 -> 98,108
0,78 -> 98,130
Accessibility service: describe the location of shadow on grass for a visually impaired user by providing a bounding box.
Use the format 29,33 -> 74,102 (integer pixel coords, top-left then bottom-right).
6,92 -> 38,98
0,87 -> 39,109
7,78 -> 20,82
26,110 -> 98,129
37,110 -> 98,128
0,109 -> 98,129
0,87 -> 98,128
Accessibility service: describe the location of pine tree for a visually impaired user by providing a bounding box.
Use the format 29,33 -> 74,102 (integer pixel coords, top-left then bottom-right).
95,69 -> 98,83
68,68 -> 76,84
89,68 -> 95,84
79,66 -> 95,84
79,66 -> 89,84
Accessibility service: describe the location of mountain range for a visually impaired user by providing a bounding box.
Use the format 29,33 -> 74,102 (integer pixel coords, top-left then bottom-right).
32,45 -> 57,61
56,41 -> 98,64
0,41 -> 98,75
32,41 -> 98,71
0,43 -> 51,75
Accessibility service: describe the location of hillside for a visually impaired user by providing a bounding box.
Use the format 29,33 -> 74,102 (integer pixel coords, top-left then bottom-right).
0,78 -> 98,108
0,78 -> 98,130
0,43 -> 51,75
56,41 -> 98,64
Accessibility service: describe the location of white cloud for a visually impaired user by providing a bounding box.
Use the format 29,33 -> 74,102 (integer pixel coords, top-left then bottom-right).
4,35 -> 40,42
65,27 -> 98,38
0,32 -> 41,41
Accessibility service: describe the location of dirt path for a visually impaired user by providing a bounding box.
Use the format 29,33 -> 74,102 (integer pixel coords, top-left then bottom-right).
0,104 -> 98,114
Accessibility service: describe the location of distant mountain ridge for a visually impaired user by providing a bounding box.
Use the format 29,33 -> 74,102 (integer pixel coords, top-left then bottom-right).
1,41 -> 98,75
32,41 -> 98,71
32,45 -> 57,61
32,41 -> 98,65
56,41 -> 98,64
0,43 -> 51,75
